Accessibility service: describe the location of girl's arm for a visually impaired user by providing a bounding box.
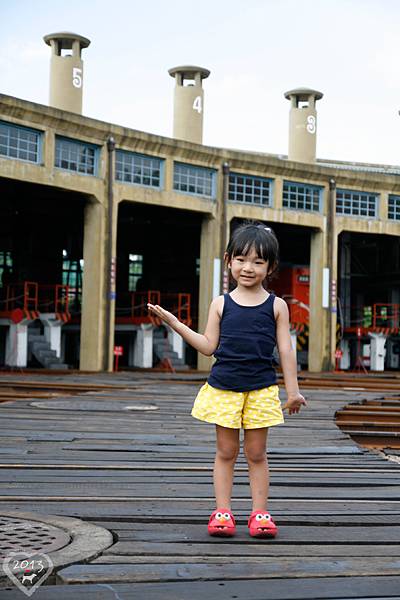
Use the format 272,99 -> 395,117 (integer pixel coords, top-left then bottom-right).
147,296 -> 222,357
274,297 -> 307,414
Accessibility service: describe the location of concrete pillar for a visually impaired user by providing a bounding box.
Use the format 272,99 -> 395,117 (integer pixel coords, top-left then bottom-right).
198,215 -> 220,371
369,333 -> 387,371
380,192 -> 389,220
284,88 -> 323,163
40,314 -> 63,357
168,328 -> 183,359
43,32 -> 90,114
43,130 -> 55,170
168,66 -> 210,144
104,179 -> 119,373
133,324 -> 153,368
308,229 -> 330,371
164,157 -> 174,192
273,178 -> 283,210
331,218 -> 340,364
5,322 -> 28,367
80,198 -> 106,371
328,186 -> 339,368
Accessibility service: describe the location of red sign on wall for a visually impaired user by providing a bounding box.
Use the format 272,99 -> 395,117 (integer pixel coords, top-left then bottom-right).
113,345 -> 123,372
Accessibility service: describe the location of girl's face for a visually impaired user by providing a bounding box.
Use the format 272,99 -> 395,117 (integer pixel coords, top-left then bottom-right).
227,246 -> 270,288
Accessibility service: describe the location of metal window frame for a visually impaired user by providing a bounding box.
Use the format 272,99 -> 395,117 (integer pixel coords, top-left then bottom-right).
0,120 -> 42,164
173,161 -> 216,199
388,194 -> 400,221
228,172 -> 273,206
336,188 -> 378,218
115,149 -> 164,189
54,135 -> 99,176
283,180 -> 322,212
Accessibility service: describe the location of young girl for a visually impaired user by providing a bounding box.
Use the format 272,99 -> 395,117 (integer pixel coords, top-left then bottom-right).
147,221 -> 306,538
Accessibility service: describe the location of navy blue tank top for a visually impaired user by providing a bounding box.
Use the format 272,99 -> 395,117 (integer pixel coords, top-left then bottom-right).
207,292 -> 277,392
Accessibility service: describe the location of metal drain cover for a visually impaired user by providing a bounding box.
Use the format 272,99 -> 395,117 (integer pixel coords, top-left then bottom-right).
0,517 -> 70,561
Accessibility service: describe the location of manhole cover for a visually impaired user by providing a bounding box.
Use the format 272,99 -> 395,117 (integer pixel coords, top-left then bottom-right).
0,517 -> 70,561
30,400 -> 158,412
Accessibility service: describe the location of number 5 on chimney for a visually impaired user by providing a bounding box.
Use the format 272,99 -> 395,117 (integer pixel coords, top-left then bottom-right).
72,67 -> 83,89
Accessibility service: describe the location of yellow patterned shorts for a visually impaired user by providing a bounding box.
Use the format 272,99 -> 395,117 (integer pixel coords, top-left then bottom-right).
191,382 -> 284,430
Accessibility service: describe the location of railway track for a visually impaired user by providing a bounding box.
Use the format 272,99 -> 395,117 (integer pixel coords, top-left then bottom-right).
335,396 -> 400,450
295,373 -> 400,451
296,372 -> 400,392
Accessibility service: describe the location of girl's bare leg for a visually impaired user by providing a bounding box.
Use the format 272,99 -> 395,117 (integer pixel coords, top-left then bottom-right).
213,425 -> 240,509
243,427 -> 269,511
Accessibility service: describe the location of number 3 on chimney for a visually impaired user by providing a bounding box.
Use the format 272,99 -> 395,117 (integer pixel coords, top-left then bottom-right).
306,115 -> 316,134
193,96 -> 202,114
72,67 -> 83,89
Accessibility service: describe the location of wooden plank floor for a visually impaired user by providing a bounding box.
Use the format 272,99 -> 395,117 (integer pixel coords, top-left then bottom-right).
0,372 -> 400,598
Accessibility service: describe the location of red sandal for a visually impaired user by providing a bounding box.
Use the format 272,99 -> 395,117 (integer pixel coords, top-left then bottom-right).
207,508 -> 236,537
248,510 -> 278,538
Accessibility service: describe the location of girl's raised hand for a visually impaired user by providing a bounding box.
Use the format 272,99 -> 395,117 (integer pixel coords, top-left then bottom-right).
282,392 -> 307,415
147,303 -> 179,328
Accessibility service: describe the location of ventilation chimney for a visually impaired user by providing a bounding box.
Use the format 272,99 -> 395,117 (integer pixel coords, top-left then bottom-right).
284,88 -> 323,163
43,32 -> 91,114
168,65 -> 210,144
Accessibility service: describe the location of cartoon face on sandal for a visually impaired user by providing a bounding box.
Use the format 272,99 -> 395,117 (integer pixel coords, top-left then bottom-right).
215,511 -> 233,523
248,511 -> 277,537
255,513 -> 272,524
208,509 -> 236,537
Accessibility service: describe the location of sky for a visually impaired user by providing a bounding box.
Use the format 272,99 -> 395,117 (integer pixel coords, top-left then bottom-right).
1,0 -> 400,166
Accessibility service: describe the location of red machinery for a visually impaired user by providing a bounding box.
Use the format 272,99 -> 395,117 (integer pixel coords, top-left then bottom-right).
272,266 -> 310,326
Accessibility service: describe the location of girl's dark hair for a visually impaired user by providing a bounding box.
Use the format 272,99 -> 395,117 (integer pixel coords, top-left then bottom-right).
225,221 -> 279,282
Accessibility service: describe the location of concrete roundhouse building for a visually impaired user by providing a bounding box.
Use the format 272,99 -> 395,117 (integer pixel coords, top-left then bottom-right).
0,32 -> 399,374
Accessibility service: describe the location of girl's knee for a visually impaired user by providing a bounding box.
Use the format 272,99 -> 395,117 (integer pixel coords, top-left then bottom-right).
215,426 -> 240,461
244,442 -> 267,463
216,441 -> 240,462
243,427 -> 268,463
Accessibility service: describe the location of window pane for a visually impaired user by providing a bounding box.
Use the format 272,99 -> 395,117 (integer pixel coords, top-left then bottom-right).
228,173 -> 272,205
0,121 -> 40,163
173,163 -> 215,198
115,150 -> 163,188
388,195 -> 400,220
55,137 -> 97,175
283,181 -> 321,212
336,189 -> 377,218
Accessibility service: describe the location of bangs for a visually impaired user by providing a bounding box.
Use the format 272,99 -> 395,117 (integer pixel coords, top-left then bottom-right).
229,228 -> 277,263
